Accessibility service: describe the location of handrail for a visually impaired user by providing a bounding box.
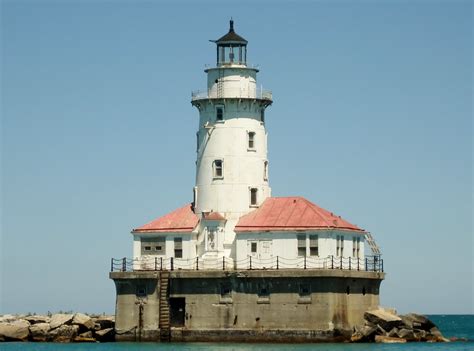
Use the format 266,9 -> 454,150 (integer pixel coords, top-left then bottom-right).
110,255 -> 384,273
191,89 -> 272,101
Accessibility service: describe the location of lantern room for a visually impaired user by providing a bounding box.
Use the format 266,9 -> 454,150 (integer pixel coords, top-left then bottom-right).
212,20 -> 248,66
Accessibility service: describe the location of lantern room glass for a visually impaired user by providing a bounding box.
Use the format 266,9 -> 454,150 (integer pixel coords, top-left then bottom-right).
217,44 -> 246,65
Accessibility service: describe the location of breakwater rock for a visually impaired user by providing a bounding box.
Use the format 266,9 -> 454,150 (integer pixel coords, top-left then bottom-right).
0,313 -> 115,342
351,308 -> 449,343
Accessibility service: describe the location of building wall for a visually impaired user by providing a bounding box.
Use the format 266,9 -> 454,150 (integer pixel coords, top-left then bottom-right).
111,270 -> 384,342
205,67 -> 258,99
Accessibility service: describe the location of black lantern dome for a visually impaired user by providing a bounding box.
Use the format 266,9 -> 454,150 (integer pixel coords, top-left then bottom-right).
212,20 -> 247,66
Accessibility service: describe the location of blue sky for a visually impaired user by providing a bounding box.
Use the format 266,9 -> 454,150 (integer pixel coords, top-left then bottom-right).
1,1 -> 472,314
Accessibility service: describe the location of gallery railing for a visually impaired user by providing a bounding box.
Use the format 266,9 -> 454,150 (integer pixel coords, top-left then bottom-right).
110,255 -> 383,273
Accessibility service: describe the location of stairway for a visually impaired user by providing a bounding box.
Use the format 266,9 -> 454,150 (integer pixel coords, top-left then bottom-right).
159,271 -> 171,342
364,232 -> 381,255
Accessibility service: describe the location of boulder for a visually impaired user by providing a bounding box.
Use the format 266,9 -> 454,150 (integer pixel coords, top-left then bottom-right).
50,314 -> 74,329
25,315 -> 51,324
364,309 -> 403,331
350,325 -> 377,342
95,327 -> 115,342
400,313 -> 436,331
387,328 -> 399,338
93,316 -> 115,330
0,320 -> 30,341
74,331 -> 96,343
29,322 -> 51,341
49,324 -> 79,343
397,328 -> 416,341
375,335 -> 407,343
72,313 -> 94,330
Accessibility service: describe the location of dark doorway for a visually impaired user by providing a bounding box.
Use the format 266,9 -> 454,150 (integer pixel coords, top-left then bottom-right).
169,298 -> 185,327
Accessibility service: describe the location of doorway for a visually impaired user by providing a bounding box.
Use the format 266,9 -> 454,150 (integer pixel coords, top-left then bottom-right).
169,298 -> 185,327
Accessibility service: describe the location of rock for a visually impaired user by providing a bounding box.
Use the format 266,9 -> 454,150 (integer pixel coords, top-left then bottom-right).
74,332 -> 96,343
400,313 -> 436,331
364,309 -> 403,331
49,324 -> 79,342
376,324 -> 388,336
29,322 -> 51,341
25,315 -> 51,324
78,331 -> 93,338
94,327 -> 115,342
0,320 -> 30,341
414,329 -> 427,341
72,313 -> 94,330
0,315 -> 17,323
50,314 -> 74,329
387,328 -> 399,338
375,335 -> 407,343
429,326 -> 443,337
397,328 -> 416,341
350,325 -> 377,342
93,316 -> 115,329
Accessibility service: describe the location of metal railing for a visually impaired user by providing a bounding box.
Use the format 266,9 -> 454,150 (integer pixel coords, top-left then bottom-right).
191,89 -> 272,101
111,255 -> 383,273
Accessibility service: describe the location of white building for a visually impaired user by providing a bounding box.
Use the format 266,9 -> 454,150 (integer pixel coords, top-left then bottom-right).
131,21 -> 378,271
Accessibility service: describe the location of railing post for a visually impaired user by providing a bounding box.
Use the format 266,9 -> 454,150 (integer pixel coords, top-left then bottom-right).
340,256 -> 343,269
365,258 -> 368,271
357,258 -> 360,271
222,256 -> 225,271
331,255 -> 334,269
373,256 -> 377,272
276,256 -> 279,270
381,258 -> 384,272
304,255 -> 307,269
249,256 -> 252,270
160,257 -> 163,271
171,257 -> 174,271
349,258 -> 351,270
196,257 -> 199,271
154,257 -> 157,271
110,258 -> 113,272
122,257 -> 126,272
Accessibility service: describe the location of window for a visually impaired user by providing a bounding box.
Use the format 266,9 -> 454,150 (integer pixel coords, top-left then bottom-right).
309,235 -> 318,256
216,106 -> 223,121
336,235 -> 344,257
263,161 -> 269,181
260,109 -> 265,123
213,159 -> 223,178
251,242 -> 257,253
248,131 -> 255,150
144,246 -> 151,251
299,284 -> 310,297
356,237 -> 360,258
297,235 -> 306,256
174,237 -> 183,258
141,237 -> 165,255
250,188 -> 258,206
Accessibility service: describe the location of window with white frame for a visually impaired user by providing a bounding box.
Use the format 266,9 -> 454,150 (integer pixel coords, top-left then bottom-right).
213,159 -> 223,179
250,188 -> 258,206
356,237 -> 360,258
193,187 -> 198,209
174,237 -> 183,258
248,131 -> 256,150
336,235 -> 344,257
297,235 -> 306,256
263,161 -> 269,181
309,235 -> 319,256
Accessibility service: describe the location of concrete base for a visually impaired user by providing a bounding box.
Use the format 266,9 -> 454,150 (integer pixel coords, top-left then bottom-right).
110,269 -> 384,342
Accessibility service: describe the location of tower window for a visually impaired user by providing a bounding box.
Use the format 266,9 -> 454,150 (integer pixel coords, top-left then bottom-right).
193,187 -> 198,209
250,188 -> 258,206
174,237 -> 183,258
216,106 -> 224,121
213,159 -> 223,178
248,132 -> 255,150
263,161 -> 269,181
297,235 -> 306,256
309,235 -> 318,256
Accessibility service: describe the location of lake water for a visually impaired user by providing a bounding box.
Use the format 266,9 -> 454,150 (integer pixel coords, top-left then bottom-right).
1,315 -> 472,351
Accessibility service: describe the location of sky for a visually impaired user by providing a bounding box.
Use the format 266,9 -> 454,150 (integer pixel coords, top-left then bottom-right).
1,0 -> 472,315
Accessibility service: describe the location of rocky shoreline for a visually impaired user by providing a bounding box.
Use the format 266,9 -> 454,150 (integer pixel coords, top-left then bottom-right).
0,309 -> 459,343
0,313 -> 115,342
351,308 -> 450,343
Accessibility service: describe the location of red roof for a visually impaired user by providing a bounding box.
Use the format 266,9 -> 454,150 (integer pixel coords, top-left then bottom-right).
133,204 -> 199,233
202,212 -> 226,221
235,197 -> 364,232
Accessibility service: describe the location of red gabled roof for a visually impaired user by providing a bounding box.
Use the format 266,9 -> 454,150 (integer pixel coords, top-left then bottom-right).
235,197 -> 364,233
132,204 -> 199,233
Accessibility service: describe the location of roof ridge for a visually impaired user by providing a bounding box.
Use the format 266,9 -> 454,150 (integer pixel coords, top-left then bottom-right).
300,197 -> 333,228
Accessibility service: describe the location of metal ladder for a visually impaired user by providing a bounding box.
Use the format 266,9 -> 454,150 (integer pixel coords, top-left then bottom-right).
158,271 -> 170,342
364,232 -> 381,255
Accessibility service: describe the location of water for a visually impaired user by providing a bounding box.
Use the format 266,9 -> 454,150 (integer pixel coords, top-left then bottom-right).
1,315 -> 472,351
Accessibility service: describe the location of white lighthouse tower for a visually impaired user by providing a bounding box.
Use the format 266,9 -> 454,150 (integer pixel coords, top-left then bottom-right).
191,20 -> 272,259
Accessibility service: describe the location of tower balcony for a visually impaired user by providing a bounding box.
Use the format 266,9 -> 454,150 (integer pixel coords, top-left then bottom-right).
191,88 -> 272,102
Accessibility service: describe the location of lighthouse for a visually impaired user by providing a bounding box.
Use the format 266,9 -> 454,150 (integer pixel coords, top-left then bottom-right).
191,20 -> 272,260
111,21 -> 384,342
